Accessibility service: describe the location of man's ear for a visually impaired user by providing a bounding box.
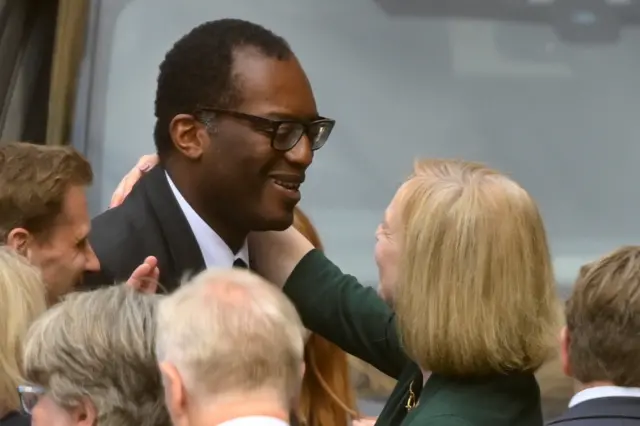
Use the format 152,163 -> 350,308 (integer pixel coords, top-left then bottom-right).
159,361 -> 187,419
560,326 -> 572,378
169,114 -> 207,160
71,397 -> 97,426
6,228 -> 31,256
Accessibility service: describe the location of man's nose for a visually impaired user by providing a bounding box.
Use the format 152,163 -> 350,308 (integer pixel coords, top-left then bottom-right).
285,134 -> 313,169
84,243 -> 100,272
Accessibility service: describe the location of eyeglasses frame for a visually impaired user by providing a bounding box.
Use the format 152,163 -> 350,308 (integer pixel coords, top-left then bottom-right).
192,106 -> 335,152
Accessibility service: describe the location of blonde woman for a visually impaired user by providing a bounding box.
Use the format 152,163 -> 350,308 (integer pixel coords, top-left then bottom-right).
0,247 -> 47,426
250,159 -> 561,426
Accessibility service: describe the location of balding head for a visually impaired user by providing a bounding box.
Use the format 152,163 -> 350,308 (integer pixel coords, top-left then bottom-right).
155,268 -> 305,409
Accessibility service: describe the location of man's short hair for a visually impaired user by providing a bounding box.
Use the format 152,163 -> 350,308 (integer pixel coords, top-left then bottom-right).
0,142 -> 93,241
23,285 -> 169,426
566,245 -> 640,386
155,269 -> 305,404
153,18 -> 293,159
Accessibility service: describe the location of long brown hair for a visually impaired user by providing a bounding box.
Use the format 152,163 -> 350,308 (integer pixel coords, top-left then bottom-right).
293,208 -> 359,426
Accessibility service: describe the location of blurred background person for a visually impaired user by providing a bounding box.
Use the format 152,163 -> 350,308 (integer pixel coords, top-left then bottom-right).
293,208 -> 358,426
20,285 -> 169,426
0,142 -> 99,301
550,245 -> 640,426
0,248 -> 47,426
250,159 -> 561,426
0,142 -> 158,300
155,268 -> 305,426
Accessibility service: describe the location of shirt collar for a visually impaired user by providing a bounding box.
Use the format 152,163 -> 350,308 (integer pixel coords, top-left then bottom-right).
166,172 -> 249,268
569,386 -> 640,408
218,416 -> 289,426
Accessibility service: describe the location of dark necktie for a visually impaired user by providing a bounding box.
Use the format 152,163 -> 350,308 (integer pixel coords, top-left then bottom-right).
233,258 -> 248,269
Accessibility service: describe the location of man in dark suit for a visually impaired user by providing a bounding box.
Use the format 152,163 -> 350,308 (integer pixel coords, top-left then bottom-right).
547,246 -> 640,426
86,19 -> 335,292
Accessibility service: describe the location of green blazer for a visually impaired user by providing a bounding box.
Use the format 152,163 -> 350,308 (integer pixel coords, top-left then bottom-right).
283,250 -> 543,426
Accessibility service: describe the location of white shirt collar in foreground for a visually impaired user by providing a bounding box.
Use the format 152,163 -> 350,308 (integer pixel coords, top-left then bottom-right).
569,386 -> 640,408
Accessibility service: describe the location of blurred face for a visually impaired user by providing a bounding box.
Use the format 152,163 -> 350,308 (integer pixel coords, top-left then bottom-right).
374,184 -> 405,304
8,185 -> 100,302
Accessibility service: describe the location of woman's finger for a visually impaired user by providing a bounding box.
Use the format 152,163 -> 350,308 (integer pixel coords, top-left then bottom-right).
109,155 -> 159,208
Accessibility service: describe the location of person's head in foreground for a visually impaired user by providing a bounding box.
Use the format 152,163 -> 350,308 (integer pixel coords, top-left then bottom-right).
0,247 -> 47,419
375,159 -> 560,376
155,268 -> 305,426
155,18 -> 334,251
20,285 -> 169,426
562,245 -> 640,391
0,142 -> 99,302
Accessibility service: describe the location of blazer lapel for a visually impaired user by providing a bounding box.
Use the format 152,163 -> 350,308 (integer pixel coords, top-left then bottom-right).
139,166 -> 206,287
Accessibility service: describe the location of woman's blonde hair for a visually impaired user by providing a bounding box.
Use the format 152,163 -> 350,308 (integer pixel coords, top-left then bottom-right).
395,159 -> 560,376
0,247 -> 47,412
293,209 -> 358,426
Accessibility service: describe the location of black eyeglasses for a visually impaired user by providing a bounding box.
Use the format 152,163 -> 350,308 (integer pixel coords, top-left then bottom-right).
194,106 -> 335,152
18,385 -> 45,415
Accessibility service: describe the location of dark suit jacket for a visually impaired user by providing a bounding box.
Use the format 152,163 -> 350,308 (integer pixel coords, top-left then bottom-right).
0,412 -> 30,426
548,397 -> 640,426
283,249 -> 543,426
84,166 -> 205,292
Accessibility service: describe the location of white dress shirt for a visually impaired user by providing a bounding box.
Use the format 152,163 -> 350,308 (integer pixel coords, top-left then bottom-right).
569,386 -> 640,407
166,172 -> 249,267
218,416 -> 289,426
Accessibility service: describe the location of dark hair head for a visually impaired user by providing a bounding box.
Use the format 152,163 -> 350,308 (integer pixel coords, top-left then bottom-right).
154,19 -> 294,159
566,245 -> 640,387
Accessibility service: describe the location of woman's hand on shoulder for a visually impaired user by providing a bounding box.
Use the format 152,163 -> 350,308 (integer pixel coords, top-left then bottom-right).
110,154 -> 159,208
248,227 -> 314,288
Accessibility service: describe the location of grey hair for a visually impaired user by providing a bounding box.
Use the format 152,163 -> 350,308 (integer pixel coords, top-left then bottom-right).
22,285 -> 170,426
156,268 -> 305,405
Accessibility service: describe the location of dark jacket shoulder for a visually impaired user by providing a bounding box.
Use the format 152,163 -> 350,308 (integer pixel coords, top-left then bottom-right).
547,396 -> 640,426
84,193 -> 155,288
85,166 -> 205,292
0,411 -> 30,426
405,371 -> 543,426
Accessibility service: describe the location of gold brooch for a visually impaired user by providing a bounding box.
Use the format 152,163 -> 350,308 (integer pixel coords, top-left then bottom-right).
405,380 -> 416,412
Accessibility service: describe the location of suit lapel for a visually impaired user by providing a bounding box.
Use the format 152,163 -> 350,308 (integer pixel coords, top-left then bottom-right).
140,167 -> 206,288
